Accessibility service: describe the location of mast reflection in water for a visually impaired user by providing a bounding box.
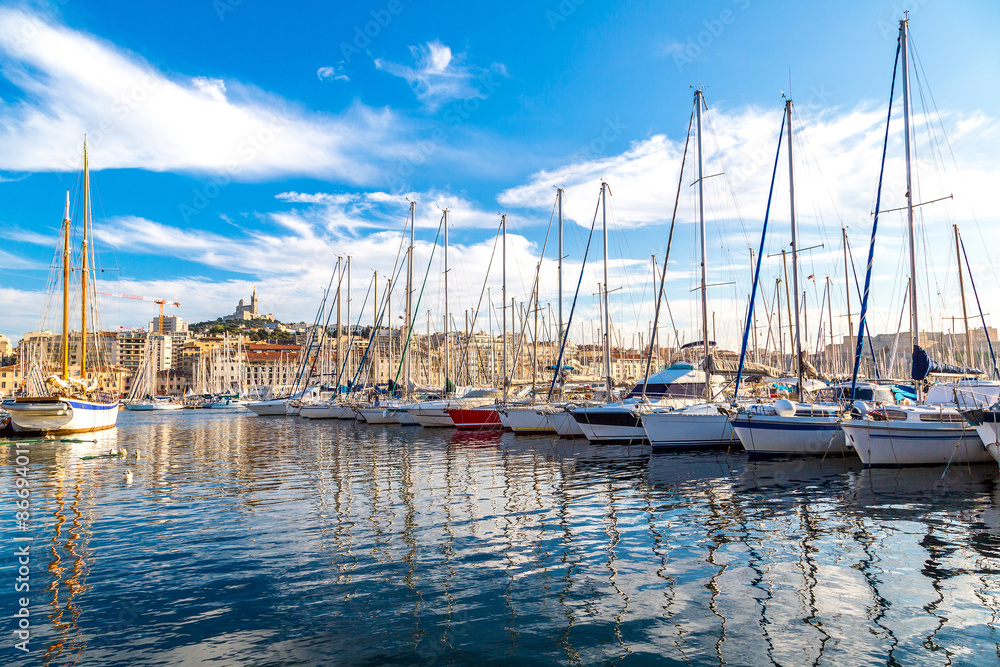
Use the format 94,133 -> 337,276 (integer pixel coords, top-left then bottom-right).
2,410 -> 999,664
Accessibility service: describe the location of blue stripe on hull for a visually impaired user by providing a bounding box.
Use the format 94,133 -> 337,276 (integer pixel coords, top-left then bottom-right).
732,420 -> 840,433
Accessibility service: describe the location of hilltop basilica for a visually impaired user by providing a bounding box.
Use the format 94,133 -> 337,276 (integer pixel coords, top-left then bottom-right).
223,286 -> 275,322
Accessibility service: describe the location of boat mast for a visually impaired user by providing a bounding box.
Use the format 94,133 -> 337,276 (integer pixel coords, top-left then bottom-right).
601,181 -> 613,397
81,137 -> 90,380
502,213 -> 507,390
388,277 -> 393,392
346,255 -> 352,388
488,287 -> 494,384
695,89 -> 711,398
443,209 -> 450,392
404,200 -> 415,392
61,190 -> 71,379
826,276 -> 835,373
900,17 -> 921,399
557,188 -> 564,354
339,256 -> 346,387
842,227 -> 854,373
786,98 -> 805,399
532,263 -> 539,394
954,224 -> 973,369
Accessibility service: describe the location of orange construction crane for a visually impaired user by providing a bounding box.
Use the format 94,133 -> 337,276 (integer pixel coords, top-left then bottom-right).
97,291 -> 181,334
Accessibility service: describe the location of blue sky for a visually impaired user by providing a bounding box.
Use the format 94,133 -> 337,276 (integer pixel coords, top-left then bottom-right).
1,0 -> 998,355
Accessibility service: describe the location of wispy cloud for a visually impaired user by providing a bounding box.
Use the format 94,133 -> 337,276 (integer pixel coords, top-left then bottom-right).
0,8 -> 409,182
375,40 -> 507,110
0,249 -> 45,271
317,63 -> 349,82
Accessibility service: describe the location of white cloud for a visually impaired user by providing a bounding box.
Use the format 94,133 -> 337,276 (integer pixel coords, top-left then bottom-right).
0,8 -> 407,182
497,100 -> 1000,350
317,64 -> 349,82
375,40 -> 506,110
4,94 -> 1000,354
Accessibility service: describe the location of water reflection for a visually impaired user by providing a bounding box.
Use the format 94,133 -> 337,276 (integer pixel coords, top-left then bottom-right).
1,411 -> 999,664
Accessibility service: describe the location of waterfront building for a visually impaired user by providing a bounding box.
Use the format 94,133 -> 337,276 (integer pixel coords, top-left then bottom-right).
0,364 -> 22,396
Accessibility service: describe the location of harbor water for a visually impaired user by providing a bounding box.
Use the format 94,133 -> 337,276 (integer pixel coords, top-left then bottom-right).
3,409 -> 1000,665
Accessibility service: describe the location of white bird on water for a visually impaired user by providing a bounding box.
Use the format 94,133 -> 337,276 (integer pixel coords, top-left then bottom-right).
133,450 -> 140,459
123,470 -> 133,484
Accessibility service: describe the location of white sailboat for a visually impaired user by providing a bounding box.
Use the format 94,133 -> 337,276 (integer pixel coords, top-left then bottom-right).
727,96 -> 855,457
840,18 -> 997,467
572,113 -> 722,445
639,89 -> 741,450
6,140 -> 120,434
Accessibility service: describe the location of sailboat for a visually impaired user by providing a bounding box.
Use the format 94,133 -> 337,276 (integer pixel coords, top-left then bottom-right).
839,18 -> 1000,467
5,140 -> 121,434
639,88 -> 744,450
123,336 -> 183,410
723,96 -> 856,457
571,119 -> 724,445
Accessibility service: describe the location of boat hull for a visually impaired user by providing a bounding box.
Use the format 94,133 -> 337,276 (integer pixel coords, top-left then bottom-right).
247,400 -> 288,416
299,404 -> 345,419
546,410 -> 586,437
125,402 -> 183,411
642,408 -> 735,450
391,409 -> 420,425
356,407 -> 399,424
407,407 -> 455,427
571,406 -> 647,444
503,407 -> 556,434
841,419 -> 992,467
731,414 -> 849,457
964,410 -> 1000,463
6,397 -> 119,434
205,399 -> 246,409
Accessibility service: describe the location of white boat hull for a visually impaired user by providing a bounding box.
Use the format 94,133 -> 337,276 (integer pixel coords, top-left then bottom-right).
841,419 -> 992,467
503,407 -> 555,434
124,402 -> 184,411
247,400 -> 289,416
356,407 -> 398,424
642,407 -> 735,449
6,397 -> 120,434
407,407 -> 455,427
299,404 -> 343,419
546,410 -> 585,437
731,414 -> 849,457
392,409 -> 419,425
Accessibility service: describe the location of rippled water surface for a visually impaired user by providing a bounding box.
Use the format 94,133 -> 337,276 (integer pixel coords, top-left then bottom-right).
3,409 -> 1000,665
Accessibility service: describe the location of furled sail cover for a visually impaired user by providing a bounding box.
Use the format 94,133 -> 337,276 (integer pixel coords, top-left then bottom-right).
911,345 -> 983,380
799,351 -> 820,379
705,354 -> 782,379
